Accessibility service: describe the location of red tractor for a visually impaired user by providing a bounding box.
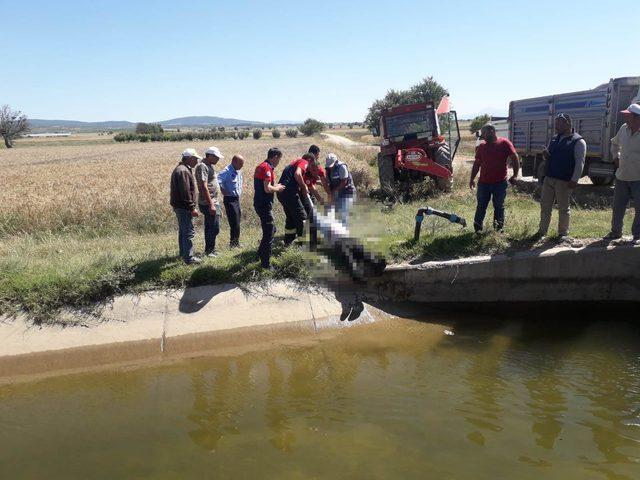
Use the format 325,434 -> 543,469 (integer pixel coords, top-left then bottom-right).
375,100 -> 460,194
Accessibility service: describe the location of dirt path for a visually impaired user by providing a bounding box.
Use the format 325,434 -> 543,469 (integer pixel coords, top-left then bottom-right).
322,133 -> 379,153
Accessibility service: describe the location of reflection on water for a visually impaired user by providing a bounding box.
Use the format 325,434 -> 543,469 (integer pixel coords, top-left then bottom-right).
1,313 -> 640,479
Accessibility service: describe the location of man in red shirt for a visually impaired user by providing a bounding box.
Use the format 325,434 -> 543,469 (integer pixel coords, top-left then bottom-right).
469,124 -> 520,232
253,147 -> 285,269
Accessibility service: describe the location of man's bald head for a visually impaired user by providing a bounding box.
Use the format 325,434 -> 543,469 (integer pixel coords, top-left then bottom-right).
480,123 -> 497,143
231,154 -> 244,170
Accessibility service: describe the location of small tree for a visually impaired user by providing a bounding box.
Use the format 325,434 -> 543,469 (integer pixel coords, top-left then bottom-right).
253,129 -> 262,139
0,105 -> 30,148
364,76 -> 448,132
299,118 -> 325,136
135,122 -> 163,134
285,128 -> 298,138
272,129 -> 281,139
469,114 -> 491,134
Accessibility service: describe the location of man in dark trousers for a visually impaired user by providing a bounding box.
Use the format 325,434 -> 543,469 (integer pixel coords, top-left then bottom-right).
218,154 -> 244,248
535,113 -> 586,240
195,146 -> 224,256
469,124 -> 520,232
170,148 -> 201,264
253,147 -> 285,269
277,153 -> 326,246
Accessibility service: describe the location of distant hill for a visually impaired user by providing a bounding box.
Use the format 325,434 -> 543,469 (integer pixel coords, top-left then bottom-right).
28,115 -> 273,131
159,116 -> 263,127
30,119 -> 135,130
268,120 -> 303,125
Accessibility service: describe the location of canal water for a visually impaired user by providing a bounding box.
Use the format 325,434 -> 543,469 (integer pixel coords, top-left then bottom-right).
1,310 -> 639,479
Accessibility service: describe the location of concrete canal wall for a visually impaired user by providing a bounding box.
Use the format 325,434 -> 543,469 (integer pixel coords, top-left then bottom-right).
364,243 -> 640,304
2,244 -> 638,383
0,282 -> 367,384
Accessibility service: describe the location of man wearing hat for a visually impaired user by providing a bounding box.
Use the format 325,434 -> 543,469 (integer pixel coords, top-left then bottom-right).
605,103 -> 640,244
325,153 -> 355,226
195,146 -> 223,257
535,113 -> 586,240
170,148 -> 201,264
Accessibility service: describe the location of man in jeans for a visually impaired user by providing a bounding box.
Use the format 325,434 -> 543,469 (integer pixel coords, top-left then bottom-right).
325,153 -> 355,226
605,103 -> 640,245
170,148 -> 201,264
195,146 -> 223,257
535,113 -> 586,240
218,154 -> 244,248
469,124 -> 520,232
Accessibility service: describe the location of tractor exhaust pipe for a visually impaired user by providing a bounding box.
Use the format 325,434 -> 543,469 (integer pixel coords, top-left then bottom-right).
414,207 -> 467,242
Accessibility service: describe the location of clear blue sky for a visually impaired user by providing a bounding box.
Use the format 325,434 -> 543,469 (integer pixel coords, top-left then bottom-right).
2,0 -> 637,122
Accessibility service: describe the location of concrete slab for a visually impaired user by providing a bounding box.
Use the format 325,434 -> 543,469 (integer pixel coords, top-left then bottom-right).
0,282 -> 347,384
366,243 -> 640,304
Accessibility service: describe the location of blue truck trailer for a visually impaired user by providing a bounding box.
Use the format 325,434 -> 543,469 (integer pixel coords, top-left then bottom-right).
509,76 -> 639,185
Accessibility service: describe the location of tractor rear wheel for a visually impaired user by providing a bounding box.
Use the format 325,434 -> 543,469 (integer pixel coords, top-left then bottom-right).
589,176 -> 614,187
434,145 -> 453,192
378,154 -> 396,194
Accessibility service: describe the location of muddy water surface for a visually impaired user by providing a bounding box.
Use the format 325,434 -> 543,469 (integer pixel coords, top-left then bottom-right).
1,311 -> 639,479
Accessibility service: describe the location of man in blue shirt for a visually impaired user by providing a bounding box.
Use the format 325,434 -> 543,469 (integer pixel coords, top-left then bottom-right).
218,154 -> 245,247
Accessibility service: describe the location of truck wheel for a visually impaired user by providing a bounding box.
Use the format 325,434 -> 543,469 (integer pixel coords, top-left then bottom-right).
378,154 -> 396,194
434,145 -> 453,192
590,176 -> 614,186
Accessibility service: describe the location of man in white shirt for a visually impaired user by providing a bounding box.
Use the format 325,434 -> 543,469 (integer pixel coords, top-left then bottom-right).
605,103 -> 640,244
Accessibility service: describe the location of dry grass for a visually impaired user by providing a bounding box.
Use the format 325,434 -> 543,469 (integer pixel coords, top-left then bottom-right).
0,137 -> 376,237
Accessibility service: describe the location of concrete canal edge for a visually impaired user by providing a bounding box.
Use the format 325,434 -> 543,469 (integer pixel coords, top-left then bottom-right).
364,243 -> 640,304
0,281 -> 375,384
1,243 -> 638,383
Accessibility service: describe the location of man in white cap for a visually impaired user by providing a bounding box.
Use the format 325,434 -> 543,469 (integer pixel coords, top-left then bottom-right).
325,153 -> 355,226
195,146 -> 223,256
170,148 -> 201,264
605,103 -> 640,244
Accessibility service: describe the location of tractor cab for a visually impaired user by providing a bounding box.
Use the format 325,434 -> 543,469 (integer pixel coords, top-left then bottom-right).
376,101 -> 461,194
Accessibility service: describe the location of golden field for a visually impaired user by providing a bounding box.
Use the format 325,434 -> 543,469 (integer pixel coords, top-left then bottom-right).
0,136 -> 375,237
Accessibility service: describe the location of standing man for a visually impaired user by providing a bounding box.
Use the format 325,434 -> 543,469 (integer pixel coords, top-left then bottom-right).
325,153 -> 355,226
170,148 -> 201,265
469,124 -> 520,233
277,153 -> 324,246
195,146 -> 223,257
218,155 -> 244,248
535,113 -> 586,240
605,103 -> 640,244
254,147 -> 285,269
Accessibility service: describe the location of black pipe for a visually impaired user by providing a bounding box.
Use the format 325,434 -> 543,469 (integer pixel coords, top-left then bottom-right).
414,207 -> 467,242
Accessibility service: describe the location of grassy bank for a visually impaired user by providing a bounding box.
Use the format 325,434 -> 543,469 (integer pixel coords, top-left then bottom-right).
0,136 -> 628,322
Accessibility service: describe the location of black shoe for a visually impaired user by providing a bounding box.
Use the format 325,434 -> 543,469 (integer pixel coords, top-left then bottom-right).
603,232 -> 622,241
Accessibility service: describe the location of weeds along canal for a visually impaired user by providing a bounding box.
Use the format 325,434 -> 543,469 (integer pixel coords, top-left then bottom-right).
1,306 -> 639,479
